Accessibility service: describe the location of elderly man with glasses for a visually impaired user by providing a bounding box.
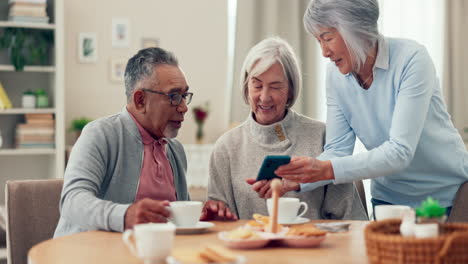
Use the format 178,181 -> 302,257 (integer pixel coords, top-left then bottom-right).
54,47 -> 232,237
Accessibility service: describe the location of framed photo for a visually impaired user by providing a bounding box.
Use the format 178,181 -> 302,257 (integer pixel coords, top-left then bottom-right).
109,59 -> 127,83
141,38 -> 159,49
112,18 -> 130,47
78,33 -> 97,63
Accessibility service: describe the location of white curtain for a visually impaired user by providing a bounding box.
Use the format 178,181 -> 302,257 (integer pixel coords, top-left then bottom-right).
229,0 -> 321,123
444,0 -> 468,139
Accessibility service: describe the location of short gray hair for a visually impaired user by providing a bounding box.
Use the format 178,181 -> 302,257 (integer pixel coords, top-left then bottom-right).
303,0 -> 380,71
239,36 -> 302,108
124,47 -> 179,101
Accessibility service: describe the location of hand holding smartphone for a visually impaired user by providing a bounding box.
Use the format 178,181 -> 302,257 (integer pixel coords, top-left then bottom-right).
255,155 -> 291,181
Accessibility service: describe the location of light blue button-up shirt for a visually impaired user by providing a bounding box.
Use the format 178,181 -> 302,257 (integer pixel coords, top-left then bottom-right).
302,36 -> 468,208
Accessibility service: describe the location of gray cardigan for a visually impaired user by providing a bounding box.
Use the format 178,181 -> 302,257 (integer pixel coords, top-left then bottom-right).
208,110 -> 367,220
54,108 -> 189,237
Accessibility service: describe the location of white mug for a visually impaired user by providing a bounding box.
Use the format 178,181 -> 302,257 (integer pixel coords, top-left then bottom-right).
122,223 -> 175,264
374,205 -> 412,220
168,201 -> 203,227
267,197 -> 308,224
414,223 -> 439,238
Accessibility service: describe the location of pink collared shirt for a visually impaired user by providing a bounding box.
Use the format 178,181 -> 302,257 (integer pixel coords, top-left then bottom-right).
129,113 -> 177,202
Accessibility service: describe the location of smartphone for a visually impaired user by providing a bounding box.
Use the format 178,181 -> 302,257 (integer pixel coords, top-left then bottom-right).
255,155 -> 291,181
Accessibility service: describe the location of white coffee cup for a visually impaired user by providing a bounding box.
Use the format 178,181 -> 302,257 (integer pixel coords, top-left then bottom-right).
267,197 -> 308,224
122,223 -> 175,264
169,201 -> 203,227
374,205 -> 412,220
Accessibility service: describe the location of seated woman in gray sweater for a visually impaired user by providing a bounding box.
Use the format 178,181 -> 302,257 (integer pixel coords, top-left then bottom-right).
202,37 -> 367,221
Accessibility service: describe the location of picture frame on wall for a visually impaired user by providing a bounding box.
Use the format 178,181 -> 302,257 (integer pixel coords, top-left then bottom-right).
141,38 -> 159,49
109,59 -> 127,83
112,18 -> 130,47
78,33 -> 97,63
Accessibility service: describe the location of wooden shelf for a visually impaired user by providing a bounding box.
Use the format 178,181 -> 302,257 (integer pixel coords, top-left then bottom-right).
0,65 -> 55,72
0,148 -> 56,156
0,108 -> 55,115
0,21 -> 55,30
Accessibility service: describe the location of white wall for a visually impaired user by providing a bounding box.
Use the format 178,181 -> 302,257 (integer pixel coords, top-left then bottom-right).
64,0 -> 228,145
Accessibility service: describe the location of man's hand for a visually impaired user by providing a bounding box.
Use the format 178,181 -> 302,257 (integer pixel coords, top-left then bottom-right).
200,200 -> 238,221
274,156 -> 335,183
246,178 -> 300,199
124,198 -> 170,230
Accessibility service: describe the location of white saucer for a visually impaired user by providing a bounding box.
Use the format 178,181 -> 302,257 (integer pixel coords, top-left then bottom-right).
175,221 -> 214,234
278,217 -> 310,225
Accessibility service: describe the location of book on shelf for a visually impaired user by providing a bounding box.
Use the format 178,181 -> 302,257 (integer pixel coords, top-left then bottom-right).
9,6 -> 47,17
16,134 -> 54,142
17,142 -> 55,149
27,118 -> 55,125
17,122 -> 54,129
25,113 -> 54,120
8,0 -> 46,4
0,82 -> 13,109
9,2 -> 46,7
8,16 -> 49,23
16,127 -> 54,135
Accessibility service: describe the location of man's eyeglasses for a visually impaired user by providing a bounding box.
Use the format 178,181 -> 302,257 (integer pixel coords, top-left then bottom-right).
141,89 -> 193,106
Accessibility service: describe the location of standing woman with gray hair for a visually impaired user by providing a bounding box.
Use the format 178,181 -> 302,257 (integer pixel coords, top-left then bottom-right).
276,0 -> 468,215
202,36 -> 367,221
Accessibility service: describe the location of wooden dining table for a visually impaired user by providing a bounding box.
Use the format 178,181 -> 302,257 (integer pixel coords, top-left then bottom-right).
28,220 -> 371,264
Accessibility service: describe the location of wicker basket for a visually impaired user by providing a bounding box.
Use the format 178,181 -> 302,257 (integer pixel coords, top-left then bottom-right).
365,219 -> 468,264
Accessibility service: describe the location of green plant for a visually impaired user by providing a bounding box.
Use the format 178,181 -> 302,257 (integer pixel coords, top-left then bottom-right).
415,197 -> 446,218
0,28 -> 53,71
69,117 -> 93,132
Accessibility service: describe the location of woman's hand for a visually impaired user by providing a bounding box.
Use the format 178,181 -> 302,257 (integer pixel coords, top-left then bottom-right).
200,200 -> 238,221
246,178 -> 300,198
274,156 -> 335,183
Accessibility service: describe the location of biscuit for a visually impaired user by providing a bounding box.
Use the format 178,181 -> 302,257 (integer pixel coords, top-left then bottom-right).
199,244 -> 237,263
287,225 -> 327,237
252,213 -> 269,225
172,248 -> 208,264
228,228 -> 261,240
246,220 -> 263,228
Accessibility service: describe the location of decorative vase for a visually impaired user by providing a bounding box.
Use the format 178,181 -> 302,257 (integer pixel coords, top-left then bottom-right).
196,123 -> 204,144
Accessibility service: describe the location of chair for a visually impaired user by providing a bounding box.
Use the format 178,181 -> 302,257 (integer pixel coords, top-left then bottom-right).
5,179 -> 63,264
448,181 -> 468,222
354,181 -> 368,217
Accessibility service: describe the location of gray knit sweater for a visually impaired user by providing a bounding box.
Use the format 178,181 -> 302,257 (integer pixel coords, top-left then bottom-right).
54,108 -> 189,237
208,110 -> 367,220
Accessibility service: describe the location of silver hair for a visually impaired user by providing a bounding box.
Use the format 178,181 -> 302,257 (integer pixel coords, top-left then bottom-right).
124,47 -> 178,101
303,0 -> 380,71
239,36 -> 302,108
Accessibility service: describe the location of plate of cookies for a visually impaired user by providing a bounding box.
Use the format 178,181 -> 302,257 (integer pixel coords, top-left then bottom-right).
218,228 -> 270,249
168,244 -> 246,264
219,214 -> 327,249
279,225 -> 327,248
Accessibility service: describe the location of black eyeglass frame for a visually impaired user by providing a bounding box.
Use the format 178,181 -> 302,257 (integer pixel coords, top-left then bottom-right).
140,88 -> 193,106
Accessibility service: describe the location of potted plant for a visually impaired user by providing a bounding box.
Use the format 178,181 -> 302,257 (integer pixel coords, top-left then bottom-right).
0,28 -> 53,71
415,197 -> 447,224
69,117 -> 93,140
